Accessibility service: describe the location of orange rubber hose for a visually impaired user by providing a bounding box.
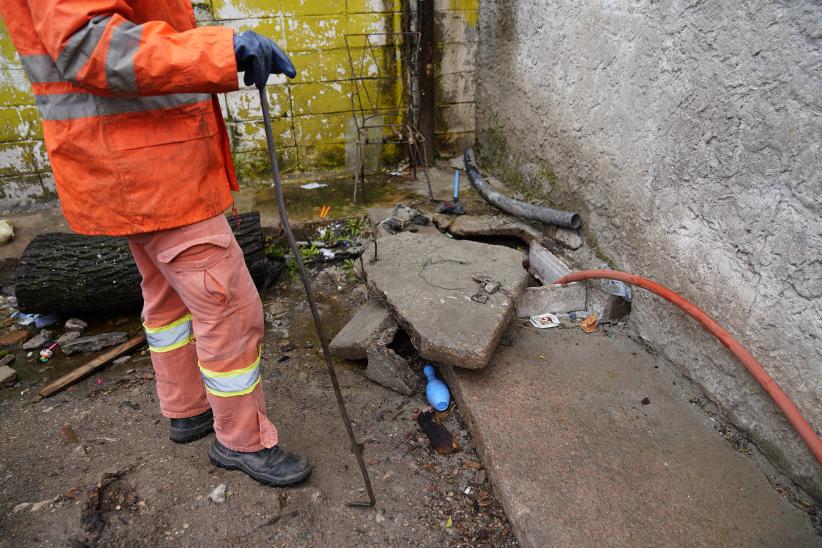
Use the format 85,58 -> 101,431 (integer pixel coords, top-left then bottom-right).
555,269 -> 822,465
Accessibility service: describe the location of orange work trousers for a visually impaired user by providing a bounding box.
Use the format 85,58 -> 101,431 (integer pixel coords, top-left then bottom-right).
127,214 -> 278,452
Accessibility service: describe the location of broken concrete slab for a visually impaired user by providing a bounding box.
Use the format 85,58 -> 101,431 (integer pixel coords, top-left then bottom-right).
527,242 -> 571,284
365,345 -> 419,396
329,300 -> 398,360
554,227 -> 583,250
22,329 -> 52,350
61,332 -> 128,356
56,331 -> 80,346
448,215 -> 545,246
444,328 -> 821,547
364,232 -> 528,369
0,364 -> 16,385
516,283 -> 587,318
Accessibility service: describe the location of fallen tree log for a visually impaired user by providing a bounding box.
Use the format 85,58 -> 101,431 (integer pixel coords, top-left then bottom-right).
15,212 -> 282,315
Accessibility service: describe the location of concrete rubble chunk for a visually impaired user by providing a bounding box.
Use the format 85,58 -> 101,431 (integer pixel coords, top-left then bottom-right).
448,215 -> 546,246
528,242 -> 571,284
0,365 -> 17,385
56,331 -> 81,346
516,283 -> 587,318
208,483 -> 226,504
0,354 -> 14,367
365,345 -> 420,396
329,300 -> 398,360
64,318 -> 88,333
368,205 -> 441,240
554,228 -> 583,250
62,332 -> 128,356
22,329 -> 53,350
364,232 -> 529,369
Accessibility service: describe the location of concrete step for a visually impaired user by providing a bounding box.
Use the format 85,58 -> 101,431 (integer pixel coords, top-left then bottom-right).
444,327 -> 820,547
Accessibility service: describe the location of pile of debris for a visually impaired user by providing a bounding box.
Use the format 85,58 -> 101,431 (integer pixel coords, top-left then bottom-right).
329,202 -> 632,413
0,291 -> 144,397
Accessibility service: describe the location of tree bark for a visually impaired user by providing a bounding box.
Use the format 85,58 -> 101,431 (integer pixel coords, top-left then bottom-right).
15,212 -> 281,315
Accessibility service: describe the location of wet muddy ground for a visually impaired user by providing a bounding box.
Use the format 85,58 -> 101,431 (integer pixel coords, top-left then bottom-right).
0,166 -> 517,547
0,270 -> 517,547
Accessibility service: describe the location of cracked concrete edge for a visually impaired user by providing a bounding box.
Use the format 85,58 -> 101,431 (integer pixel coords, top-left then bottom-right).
366,273 -> 526,370
441,363 -> 534,547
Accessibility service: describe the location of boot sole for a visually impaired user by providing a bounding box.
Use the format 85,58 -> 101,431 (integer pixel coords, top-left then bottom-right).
208,446 -> 313,487
170,421 -> 214,444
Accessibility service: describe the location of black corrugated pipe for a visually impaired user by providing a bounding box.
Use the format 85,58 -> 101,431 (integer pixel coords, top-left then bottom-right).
464,149 -> 582,229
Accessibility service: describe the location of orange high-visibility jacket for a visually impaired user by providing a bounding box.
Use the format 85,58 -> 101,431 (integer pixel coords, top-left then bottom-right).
1,0 -> 241,235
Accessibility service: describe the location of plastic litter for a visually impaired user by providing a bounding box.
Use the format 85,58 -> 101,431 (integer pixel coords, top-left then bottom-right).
601,279 -> 632,301
38,342 -> 59,363
12,312 -> 59,328
300,182 -> 327,190
423,365 -> 451,412
580,313 -> 598,334
529,313 -> 560,329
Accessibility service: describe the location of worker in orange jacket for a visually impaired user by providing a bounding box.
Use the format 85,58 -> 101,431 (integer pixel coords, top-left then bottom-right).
1,1 -> 312,486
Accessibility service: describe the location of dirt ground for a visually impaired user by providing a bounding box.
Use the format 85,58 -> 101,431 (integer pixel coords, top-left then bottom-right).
0,263 -> 517,547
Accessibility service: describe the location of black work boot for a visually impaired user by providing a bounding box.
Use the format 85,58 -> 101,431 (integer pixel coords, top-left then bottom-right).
169,409 -> 214,444
208,439 -> 312,487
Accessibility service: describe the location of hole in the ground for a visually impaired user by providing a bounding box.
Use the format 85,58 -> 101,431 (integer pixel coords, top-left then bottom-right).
450,234 -> 529,251
387,328 -> 417,360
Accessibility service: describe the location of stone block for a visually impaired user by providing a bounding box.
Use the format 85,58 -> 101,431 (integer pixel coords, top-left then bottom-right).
0,364 -> 16,384
554,228 -> 583,250
364,232 -> 528,369
62,332 -> 128,356
329,300 -> 398,360
516,283 -> 587,317
365,345 -> 420,396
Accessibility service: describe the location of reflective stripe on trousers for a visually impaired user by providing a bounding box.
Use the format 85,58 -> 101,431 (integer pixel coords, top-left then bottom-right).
144,313 -> 194,353
199,351 -> 262,398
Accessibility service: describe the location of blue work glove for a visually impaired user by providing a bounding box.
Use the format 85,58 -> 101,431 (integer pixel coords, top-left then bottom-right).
233,31 -> 297,89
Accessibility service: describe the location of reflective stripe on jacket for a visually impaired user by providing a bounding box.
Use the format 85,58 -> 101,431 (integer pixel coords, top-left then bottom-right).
0,0 -> 241,235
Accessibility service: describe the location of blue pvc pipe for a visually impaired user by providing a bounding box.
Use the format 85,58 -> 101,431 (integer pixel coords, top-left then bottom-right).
453,170 -> 461,202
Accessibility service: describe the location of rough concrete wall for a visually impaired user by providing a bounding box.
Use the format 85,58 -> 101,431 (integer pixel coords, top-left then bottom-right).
476,0 -> 822,498
0,0 -> 477,210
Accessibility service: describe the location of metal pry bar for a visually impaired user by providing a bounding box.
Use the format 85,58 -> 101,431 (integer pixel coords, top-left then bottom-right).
257,87 -> 376,508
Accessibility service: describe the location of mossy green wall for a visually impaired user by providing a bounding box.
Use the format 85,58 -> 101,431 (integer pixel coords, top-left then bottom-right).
0,0 -> 478,210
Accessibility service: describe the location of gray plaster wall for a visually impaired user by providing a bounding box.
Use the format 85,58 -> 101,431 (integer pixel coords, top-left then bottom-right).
475,0 -> 822,498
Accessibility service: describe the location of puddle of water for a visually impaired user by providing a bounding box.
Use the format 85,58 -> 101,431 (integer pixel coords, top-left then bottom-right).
261,281 -> 361,374
0,315 -> 146,401
234,173 -> 421,224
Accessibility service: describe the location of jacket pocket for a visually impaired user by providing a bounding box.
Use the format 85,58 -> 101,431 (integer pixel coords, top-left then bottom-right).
104,103 -> 217,151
